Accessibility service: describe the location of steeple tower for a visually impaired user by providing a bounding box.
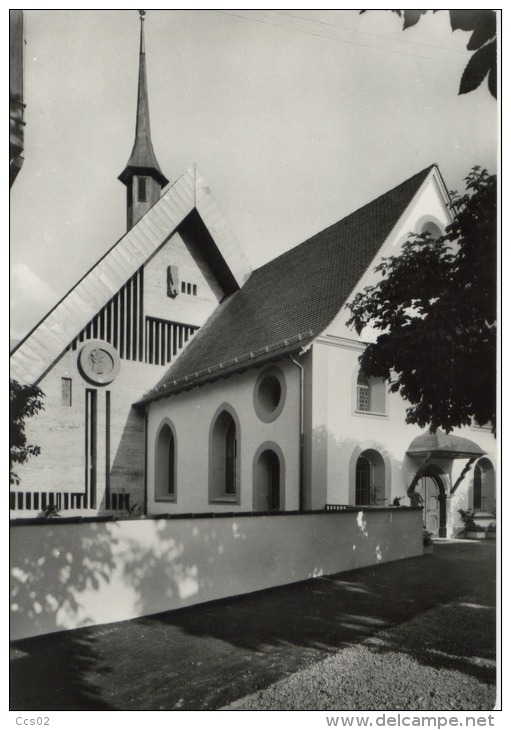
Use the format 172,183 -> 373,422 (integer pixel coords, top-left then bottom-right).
118,10 -> 169,230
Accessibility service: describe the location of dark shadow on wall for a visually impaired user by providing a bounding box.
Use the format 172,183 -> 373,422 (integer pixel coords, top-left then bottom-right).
10,522 -> 117,636
104,406 -> 146,513
310,425 -> 404,508
10,522 -> 119,710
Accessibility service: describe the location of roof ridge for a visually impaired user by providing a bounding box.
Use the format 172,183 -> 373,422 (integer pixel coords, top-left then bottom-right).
142,164 -> 440,401
252,164 -> 437,276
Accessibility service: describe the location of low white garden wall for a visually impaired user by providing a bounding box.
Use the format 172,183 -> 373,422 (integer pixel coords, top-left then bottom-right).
10,508 -> 422,640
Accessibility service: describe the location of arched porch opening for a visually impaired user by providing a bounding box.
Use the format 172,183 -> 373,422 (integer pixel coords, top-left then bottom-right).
408,464 -> 448,538
472,457 -> 496,514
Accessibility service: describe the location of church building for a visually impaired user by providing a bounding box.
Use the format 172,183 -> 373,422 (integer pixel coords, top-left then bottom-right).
10,14 -> 496,543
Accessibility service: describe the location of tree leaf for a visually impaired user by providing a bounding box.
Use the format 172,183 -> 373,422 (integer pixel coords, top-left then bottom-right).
402,10 -> 428,29
488,59 -> 497,99
459,41 -> 496,96
345,167 -> 496,434
449,10 -> 492,34
466,12 -> 496,51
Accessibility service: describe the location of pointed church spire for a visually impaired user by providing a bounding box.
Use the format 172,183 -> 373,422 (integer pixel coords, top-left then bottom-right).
119,10 -> 169,229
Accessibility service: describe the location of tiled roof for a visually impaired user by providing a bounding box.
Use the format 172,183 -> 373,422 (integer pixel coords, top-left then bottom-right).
141,164 -> 437,403
406,429 -> 485,459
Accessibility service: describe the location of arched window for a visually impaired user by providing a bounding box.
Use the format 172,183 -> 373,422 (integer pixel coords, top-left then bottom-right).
225,419 -> 236,495
155,422 -> 176,500
473,465 -> 483,511
209,408 -> 240,502
356,370 -> 386,414
473,458 -> 495,513
421,221 -> 443,239
354,449 -> 386,506
356,455 -> 372,505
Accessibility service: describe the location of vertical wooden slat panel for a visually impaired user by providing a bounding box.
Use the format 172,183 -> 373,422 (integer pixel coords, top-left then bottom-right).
85,390 -> 89,509
105,390 -> 111,510
155,321 -> 160,365
139,269 -> 144,362
99,308 -> 105,340
132,275 -> 138,361
111,298 -> 116,347
113,296 -> 119,350
90,390 -> 97,509
119,289 -> 124,358
126,280 -> 132,360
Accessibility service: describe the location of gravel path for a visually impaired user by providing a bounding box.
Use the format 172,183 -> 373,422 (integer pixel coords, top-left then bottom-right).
224,599 -> 496,711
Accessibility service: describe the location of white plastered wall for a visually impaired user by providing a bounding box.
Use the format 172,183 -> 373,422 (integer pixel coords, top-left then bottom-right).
303,169 -> 497,533
146,358 -> 301,514
307,338 -> 497,535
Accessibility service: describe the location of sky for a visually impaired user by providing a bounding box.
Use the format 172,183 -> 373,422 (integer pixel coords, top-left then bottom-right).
9,8 -> 498,343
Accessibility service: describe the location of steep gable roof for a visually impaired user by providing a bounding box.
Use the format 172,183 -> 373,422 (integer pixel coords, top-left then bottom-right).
10,166 -> 252,385
141,164 -> 439,404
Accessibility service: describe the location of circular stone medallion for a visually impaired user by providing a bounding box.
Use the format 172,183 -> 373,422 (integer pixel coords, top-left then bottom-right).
78,340 -> 120,385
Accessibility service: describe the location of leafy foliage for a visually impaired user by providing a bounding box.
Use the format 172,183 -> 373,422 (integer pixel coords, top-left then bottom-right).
458,508 -> 485,532
10,379 -> 45,479
361,9 -> 497,98
423,528 -> 433,546
347,167 -> 496,434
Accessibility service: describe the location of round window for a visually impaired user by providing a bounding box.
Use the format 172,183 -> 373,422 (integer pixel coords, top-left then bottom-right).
254,367 -> 286,422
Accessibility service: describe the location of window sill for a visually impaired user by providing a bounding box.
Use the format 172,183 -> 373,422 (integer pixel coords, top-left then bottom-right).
354,410 -> 387,418
209,497 -> 239,504
155,496 -> 177,503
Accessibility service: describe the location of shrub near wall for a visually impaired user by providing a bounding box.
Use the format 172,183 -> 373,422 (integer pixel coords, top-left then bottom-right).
10,507 -> 423,640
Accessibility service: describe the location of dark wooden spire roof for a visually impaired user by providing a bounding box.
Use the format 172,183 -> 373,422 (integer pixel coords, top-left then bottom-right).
118,14 -> 169,188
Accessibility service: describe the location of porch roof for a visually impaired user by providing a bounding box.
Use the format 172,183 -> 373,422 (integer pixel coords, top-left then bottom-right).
406,430 -> 485,460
